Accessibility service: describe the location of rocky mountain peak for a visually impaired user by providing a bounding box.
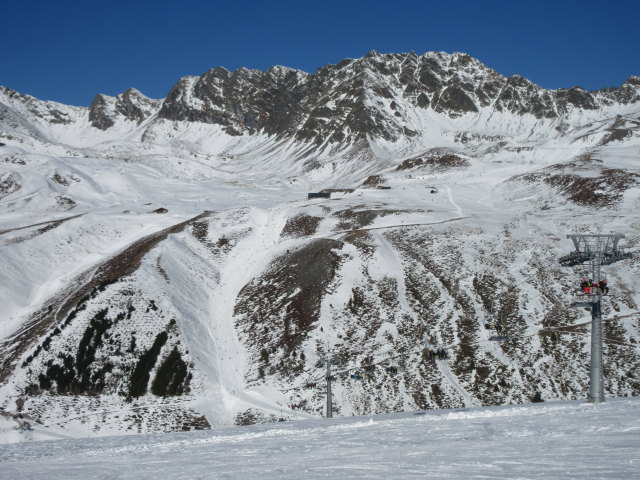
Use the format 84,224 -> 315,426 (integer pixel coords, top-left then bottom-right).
88,94 -> 115,130
2,50 -> 638,148
626,75 -> 640,86
88,89 -> 160,130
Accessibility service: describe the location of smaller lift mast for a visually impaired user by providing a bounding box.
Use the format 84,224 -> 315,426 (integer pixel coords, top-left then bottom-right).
559,234 -> 631,403
317,351 -> 340,418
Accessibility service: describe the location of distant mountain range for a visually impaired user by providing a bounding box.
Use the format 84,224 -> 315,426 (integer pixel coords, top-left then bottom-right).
3,50 -> 640,147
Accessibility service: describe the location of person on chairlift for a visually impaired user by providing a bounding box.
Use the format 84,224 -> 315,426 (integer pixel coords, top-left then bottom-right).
599,278 -> 609,295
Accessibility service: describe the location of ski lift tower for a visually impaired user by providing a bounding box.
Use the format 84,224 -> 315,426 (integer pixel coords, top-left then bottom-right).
559,234 -> 632,403
317,351 -> 340,418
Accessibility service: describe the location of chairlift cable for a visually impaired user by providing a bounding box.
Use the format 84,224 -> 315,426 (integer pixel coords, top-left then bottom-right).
283,311 -> 640,392
543,328 -> 640,350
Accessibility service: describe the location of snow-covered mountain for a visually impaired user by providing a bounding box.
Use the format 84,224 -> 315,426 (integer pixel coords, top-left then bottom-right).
0,50 -> 639,442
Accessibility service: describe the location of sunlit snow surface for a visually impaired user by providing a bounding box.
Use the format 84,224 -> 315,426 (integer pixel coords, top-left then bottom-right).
1,398 -> 639,479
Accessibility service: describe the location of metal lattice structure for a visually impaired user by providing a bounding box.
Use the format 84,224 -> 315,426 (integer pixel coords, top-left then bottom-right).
559,234 -> 631,267
560,234 -> 632,403
317,351 -> 340,418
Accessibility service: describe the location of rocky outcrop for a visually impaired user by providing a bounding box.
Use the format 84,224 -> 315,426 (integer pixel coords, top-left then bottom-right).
89,88 -> 161,130
151,51 -> 639,144
88,94 -> 116,130
157,67 -> 307,136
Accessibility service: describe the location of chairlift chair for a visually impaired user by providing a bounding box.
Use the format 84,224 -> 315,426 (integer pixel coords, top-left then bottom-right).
577,275 -> 609,297
489,333 -> 508,341
488,322 -> 508,341
489,333 -> 508,342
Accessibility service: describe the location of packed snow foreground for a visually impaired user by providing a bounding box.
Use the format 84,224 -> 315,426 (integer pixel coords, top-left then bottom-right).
0,51 -> 639,450
1,398 -> 639,479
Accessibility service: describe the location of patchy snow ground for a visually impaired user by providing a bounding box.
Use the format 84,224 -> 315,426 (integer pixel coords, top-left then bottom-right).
1,397 -> 639,479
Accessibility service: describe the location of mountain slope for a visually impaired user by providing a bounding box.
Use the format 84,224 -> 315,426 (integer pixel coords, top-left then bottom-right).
0,50 -> 639,441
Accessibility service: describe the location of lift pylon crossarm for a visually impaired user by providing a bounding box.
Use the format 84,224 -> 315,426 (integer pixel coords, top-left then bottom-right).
562,234 -> 631,266
567,233 -> 625,252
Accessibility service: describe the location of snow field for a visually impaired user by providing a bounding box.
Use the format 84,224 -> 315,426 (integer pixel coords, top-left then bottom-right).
1,397 -> 639,479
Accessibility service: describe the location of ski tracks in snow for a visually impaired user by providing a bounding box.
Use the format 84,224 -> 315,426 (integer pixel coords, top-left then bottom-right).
444,184 -> 464,219
201,206 -> 296,422
436,360 -> 478,408
371,231 -> 478,408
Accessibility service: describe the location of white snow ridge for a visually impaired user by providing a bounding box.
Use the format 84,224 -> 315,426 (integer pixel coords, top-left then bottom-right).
0,51 -> 639,477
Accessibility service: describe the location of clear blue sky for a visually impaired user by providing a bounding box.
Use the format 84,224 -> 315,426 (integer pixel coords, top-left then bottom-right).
2,0 -> 639,106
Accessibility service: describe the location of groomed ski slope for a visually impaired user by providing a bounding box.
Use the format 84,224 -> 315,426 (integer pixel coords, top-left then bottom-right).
1,397 -> 638,479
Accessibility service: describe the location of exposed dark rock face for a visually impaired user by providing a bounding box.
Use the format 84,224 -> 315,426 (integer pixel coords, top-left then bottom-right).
433,86 -> 479,115
361,175 -> 385,187
493,75 -> 557,118
158,67 -> 307,137
598,116 -> 640,145
596,76 -> 640,105
556,87 -> 598,111
88,94 -> 115,130
89,88 -> 161,130
117,88 -> 160,124
2,52 -> 639,145
150,51 -> 639,144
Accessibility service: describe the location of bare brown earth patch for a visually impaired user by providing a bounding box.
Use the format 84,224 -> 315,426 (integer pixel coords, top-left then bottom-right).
361,175 -> 386,188
234,239 -> 344,381
340,230 -> 376,256
519,169 -> 639,207
281,213 -> 322,239
333,208 -> 408,231
510,153 -> 640,207
320,188 -> 355,194
396,149 -> 469,171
